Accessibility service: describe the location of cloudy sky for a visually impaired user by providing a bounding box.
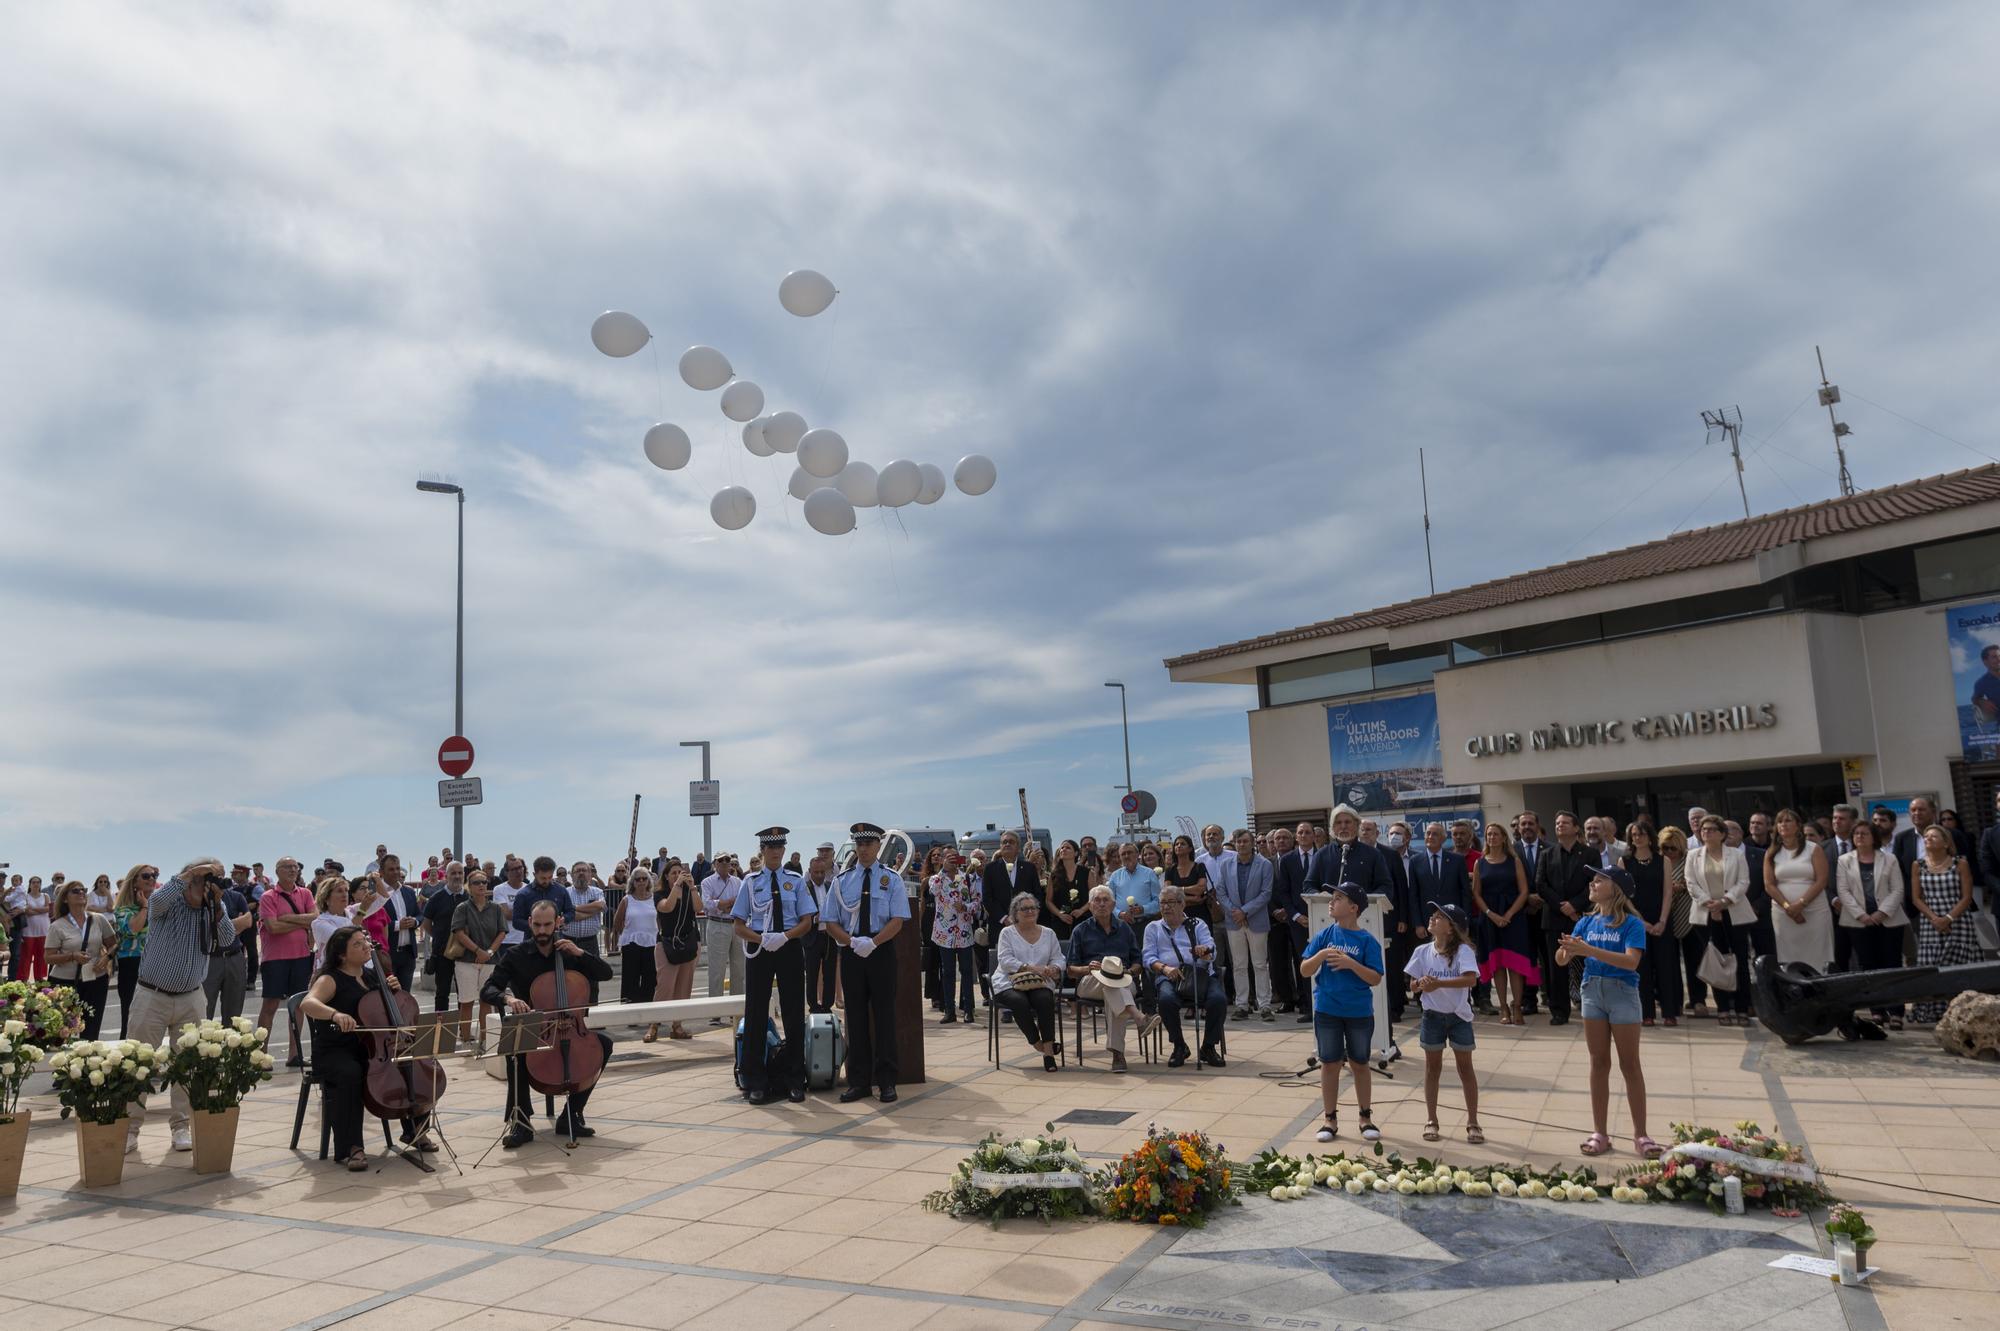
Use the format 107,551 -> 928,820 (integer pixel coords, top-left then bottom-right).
4,2 -> 1998,877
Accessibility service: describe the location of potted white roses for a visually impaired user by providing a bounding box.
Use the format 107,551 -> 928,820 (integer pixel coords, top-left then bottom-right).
0,1016 -> 48,1198
50,1038 -> 167,1187
163,1017 -> 275,1174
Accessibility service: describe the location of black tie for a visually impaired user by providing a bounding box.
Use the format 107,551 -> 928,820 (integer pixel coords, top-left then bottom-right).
1431,852 -> 1440,879
770,871 -> 786,933
858,866 -> 873,942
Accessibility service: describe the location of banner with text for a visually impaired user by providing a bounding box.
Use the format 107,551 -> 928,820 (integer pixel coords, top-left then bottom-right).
1326,694 -> 1461,813
1946,599 -> 2000,760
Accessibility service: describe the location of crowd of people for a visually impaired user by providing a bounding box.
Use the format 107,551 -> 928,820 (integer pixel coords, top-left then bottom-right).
6,789 -> 1993,1166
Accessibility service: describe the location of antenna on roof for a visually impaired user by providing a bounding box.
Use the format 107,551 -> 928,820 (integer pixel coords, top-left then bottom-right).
1700,406 -> 1751,519
1418,448 -> 1436,595
1815,346 -> 1856,497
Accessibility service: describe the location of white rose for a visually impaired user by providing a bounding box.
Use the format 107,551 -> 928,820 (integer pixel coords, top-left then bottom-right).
1344,1179 -> 1366,1195
0,1038 -> 11,1055
232,1016 -> 253,1033
122,1060 -> 137,1074
254,1026 -> 269,1041
49,1052 -> 69,1070
200,1043 -> 221,1059
1018,1137 -> 1043,1156
68,1064 -> 85,1080
225,1032 -> 243,1048
135,1046 -> 154,1062
88,1071 -> 105,1086
176,1032 -> 198,1051
3,1019 -> 25,1036
1396,1180 -> 1418,1195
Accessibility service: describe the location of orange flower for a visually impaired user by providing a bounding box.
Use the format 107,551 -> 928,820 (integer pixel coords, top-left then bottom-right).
1159,1214 -> 1179,1225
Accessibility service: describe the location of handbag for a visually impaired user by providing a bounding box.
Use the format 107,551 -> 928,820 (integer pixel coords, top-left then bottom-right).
1696,939 -> 1738,992
1167,922 -> 1204,1007
444,936 -> 466,961
1009,969 -> 1050,991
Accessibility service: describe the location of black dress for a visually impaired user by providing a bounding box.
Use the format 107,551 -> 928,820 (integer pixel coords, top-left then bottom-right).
312,970 -> 373,1161
1047,862 -> 1089,938
1165,863 -> 1213,929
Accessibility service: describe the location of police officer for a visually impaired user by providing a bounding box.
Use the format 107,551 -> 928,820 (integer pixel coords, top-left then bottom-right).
824,822 -> 909,1103
733,826 -> 817,1105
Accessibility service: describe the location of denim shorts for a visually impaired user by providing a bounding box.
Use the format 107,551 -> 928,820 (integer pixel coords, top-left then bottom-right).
1419,1010 -> 1476,1052
1580,975 -> 1642,1025
1315,1012 -> 1373,1064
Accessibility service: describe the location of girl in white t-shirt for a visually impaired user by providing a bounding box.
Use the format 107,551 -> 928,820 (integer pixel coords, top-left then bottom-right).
1404,903 -> 1484,1146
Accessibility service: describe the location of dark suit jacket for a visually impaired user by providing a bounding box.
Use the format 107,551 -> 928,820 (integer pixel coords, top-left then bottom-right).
982,858 -> 1040,930
1980,825 -> 2000,898
1896,824 -> 1974,879
1408,849 -> 1472,918
387,885 -> 423,958
1306,839 -> 1390,899
1272,849 -> 1310,925
1532,840 -> 1596,933
1378,846 -> 1417,932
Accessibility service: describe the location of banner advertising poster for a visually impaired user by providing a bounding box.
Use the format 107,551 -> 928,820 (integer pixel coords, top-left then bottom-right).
1946,599 -> 2000,760
1326,694 -> 1454,813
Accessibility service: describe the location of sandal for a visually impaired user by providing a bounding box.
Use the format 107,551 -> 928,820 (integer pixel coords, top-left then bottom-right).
669,1024 -> 691,1040
345,1150 -> 369,1172
643,1024 -> 659,1043
1359,1108 -> 1382,1143
1316,1111 -> 1337,1143
1423,1121 -> 1442,1142
1634,1135 -> 1663,1160
1579,1132 -> 1611,1157
1467,1123 -> 1486,1146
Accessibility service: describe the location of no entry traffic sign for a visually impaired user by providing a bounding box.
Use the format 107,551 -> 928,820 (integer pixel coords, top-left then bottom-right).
438,736 -> 475,778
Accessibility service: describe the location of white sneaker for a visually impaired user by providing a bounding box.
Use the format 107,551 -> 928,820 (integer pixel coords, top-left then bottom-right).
171,1128 -> 193,1152
125,1131 -> 140,1155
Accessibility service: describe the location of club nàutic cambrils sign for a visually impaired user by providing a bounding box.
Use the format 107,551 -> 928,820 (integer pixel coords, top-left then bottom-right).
1463,703 -> 1779,758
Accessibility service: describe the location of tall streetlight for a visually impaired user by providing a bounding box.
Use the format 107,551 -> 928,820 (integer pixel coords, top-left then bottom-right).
680,740 -> 713,862
1103,681 -> 1133,796
416,477 -> 466,860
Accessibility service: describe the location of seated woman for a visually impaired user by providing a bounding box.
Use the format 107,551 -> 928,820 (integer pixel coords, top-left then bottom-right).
296,926 -> 434,1170
991,892 -> 1065,1070
1143,885 -> 1227,1068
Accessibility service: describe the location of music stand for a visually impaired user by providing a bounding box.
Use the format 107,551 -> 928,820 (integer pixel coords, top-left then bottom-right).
474,1014 -> 552,1169
401,1012 -> 457,1060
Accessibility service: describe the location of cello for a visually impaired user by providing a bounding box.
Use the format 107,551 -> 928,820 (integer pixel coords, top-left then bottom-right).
355,938 -> 447,1162
521,942 -> 604,1145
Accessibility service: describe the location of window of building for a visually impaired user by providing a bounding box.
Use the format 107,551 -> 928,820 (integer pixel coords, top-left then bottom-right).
1854,547 -> 1919,612
1503,614 -> 1601,655
1263,648 -> 1372,706
1371,642 -> 1450,689
1917,531 -> 2000,603
1600,583 -> 1780,639
1451,634 -> 1503,665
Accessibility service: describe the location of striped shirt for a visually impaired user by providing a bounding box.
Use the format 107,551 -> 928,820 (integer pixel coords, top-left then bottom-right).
135,878 -> 238,993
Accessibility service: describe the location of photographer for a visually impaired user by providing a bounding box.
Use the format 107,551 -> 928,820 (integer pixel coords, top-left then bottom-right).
125,858 -> 253,1154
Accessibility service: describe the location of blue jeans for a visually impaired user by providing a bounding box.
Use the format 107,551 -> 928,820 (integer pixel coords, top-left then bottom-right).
939,946 -> 976,1015
1153,973 -> 1226,1051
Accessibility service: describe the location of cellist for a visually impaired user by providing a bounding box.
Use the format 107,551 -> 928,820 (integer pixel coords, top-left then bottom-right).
483,900 -> 614,1148
297,925 -> 437,1169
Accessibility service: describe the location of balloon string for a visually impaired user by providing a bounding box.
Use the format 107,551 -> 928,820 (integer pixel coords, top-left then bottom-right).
877,507 -> 902,595
892,507 -> 910,542
771,454 -> 792,527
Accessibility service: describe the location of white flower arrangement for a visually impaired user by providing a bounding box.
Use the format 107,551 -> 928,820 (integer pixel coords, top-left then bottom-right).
163,1018 -> 274,1113
51,1039 -> 168,1125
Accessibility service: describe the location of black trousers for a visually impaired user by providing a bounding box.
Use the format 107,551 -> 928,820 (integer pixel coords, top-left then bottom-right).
506,1032 -> 612,1125
840,938 -> 899,1092
319,1043 -> 370,1161
390,948 -> 417,994
1537,930 -> 1573,1019
620,943 -> 656,1007
1678,924 -> 1710,1008
1386,927 -> 1417,1022
1852,925 -> 1907,1018
53,975 -> 111,1042
1267,922 -> 1298,1008
1153,973 -> 1226,1052
803,931 -> 837,1013
116,956 -> 141,1037
1708,917 -> 1753,1014
1638,934 -> 1683,1020
742,944 -> 805,1095
430,956 -> 455,1012
994,986 -> 1057,1047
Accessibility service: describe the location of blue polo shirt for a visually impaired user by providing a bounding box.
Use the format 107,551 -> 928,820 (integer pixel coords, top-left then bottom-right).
1307,922 -> 1382,1018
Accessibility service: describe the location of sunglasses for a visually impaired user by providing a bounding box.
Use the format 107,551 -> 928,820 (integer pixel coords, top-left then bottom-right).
138,871 -> 159,880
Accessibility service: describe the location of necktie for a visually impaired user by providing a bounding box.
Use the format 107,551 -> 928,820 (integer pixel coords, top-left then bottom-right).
858,866 -> 874,940
1431,852 -> 1440,879
770,871 -> 786,933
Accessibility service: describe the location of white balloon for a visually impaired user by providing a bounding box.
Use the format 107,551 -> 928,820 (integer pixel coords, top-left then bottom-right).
797,428 -> 849,478
590,310 -> 650,357
642,423 -> 691,471
803,486 -> 856,535
778,269 -> 837,318
787,465 -> 818,501
710,486 -> 756,531
679,345 -> 733,391
915,462 -> 948,504
836,461 -> 879,507
954,453 -> 997,496
720,380 -> 765,422
876,459 -> 922,508
762,410 -> 808,454
743,419 -> 774,457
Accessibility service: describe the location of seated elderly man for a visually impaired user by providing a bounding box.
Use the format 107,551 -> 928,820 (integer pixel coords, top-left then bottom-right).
1143,884 -> 1227,1068
1066,884 -> 1150,1074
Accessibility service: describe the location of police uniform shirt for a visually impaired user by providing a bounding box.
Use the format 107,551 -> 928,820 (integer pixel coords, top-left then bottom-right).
730,867 -> 817,934
828,861 -> 911,937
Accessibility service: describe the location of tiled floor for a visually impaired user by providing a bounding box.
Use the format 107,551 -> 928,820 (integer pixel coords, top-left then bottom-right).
0,1004 -> 1992,1329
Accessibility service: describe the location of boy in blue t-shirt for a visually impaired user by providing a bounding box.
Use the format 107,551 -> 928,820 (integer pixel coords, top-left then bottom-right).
1301,882 -> 1384,1143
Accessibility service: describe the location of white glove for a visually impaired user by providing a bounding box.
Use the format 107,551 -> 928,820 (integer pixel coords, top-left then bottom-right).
760,931 -> 786,953
852,936 -> 876,958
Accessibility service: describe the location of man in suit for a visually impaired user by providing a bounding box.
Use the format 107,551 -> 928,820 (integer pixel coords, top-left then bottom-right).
1268,825 -> 1308,1014
981,830 -> 1040,937
1403,822 -> 1470,1024
1892,797 -> 1954,883
1361,819 -> 1416,1021
379,853 -> 425,993
1743,810 -> 1778,964
1307,805 -> 1391,902
1212,829 -> 1275,1021
1513,812 -> 1548,1014
1531,812 -> 1595,1025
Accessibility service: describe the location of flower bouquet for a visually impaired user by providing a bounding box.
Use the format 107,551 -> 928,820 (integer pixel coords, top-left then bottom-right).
0,1014 -> 49,1196
1100,1125 -> 1238,1227
164,1017 -> 275,1174
50,1038 -> 167,1186
0,980 -> 87,1056
1824,1203 -> 1875,1262
924,1124 -> 1097,1225
1618,1121 -> 1833,1216
1249,1148 -> 1619,1203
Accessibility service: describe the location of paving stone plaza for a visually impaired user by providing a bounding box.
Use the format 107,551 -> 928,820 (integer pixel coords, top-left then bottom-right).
1,1008 -> 1992,1331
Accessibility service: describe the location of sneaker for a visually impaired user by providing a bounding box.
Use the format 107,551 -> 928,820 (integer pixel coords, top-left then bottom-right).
125,1130 -> 140,1155
171,1128 -> 193,1152
1259,1007 -> 1276,1023
1229,1006 -> 1249,1021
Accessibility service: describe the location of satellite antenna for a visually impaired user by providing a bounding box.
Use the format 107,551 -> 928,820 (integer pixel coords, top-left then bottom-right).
1700,406 -> 1750,519
1816,346 -> 1856,497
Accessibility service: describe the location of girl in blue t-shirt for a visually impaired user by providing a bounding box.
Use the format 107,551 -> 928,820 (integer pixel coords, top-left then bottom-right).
1555,867 -> 1662,1161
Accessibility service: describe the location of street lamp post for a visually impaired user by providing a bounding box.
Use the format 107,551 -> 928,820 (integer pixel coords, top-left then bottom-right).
417,478 -> 466,860
680,740 -> 713,862
1104,681 -> 1133,796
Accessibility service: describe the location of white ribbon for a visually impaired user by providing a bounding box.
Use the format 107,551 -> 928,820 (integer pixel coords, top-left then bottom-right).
1662,1142 -> 1820,1183
968,1170 -> 1092,1190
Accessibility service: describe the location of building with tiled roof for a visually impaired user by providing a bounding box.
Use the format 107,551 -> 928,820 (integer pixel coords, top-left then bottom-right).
1166,465 -> 2000,841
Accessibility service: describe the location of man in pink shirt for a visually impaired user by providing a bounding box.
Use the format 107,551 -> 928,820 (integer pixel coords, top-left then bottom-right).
255,857 -> 319,1065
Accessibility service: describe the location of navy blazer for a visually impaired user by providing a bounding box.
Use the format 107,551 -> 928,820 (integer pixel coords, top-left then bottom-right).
1407,849 -> 1472,917
1306,839 -> 1391,899
1272,848 -> 1310,927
